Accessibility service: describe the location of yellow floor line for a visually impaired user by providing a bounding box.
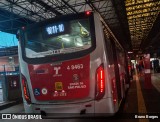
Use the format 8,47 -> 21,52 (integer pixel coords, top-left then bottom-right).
135,73 -> 149,122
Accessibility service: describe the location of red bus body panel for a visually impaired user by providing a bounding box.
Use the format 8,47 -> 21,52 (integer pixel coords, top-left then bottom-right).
28,55 -> 90,101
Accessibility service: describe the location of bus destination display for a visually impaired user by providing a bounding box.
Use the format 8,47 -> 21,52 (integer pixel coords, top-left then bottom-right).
43,22 -> 69,38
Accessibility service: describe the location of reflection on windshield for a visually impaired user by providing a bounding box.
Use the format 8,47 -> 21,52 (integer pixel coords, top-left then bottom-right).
25,19 -> 91,58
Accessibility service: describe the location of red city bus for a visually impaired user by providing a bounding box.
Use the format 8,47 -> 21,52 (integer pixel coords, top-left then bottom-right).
17,11 -> 129,117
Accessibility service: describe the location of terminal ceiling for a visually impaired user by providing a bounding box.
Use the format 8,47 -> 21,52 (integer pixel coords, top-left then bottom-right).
0,0 -> 159,53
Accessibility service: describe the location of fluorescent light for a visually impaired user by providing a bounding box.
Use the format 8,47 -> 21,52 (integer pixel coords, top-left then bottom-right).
62,38 -> 70,42
128,51 -> 133,54
76,43 -> 83,46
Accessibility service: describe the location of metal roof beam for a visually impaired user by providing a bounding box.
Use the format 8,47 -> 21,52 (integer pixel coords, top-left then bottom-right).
5,0 -> 45,20
0,9 -> 31,25
61,0 -> 78,14
111,0 -> 132,50
85,0 -> 99,13
33,0 -> 62,16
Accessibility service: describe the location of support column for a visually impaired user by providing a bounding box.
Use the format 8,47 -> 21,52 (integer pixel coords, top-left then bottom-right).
144,54 -> 152,89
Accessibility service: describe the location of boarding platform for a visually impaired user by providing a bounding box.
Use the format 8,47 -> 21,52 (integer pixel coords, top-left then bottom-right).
121,71 -> 160,121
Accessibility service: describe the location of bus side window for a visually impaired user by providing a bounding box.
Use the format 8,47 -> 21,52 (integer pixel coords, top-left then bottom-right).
103,35 -> 114,65
115,43 -> 125,69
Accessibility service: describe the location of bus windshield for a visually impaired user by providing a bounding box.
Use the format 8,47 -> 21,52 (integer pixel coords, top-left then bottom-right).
24,18 -> 92,58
